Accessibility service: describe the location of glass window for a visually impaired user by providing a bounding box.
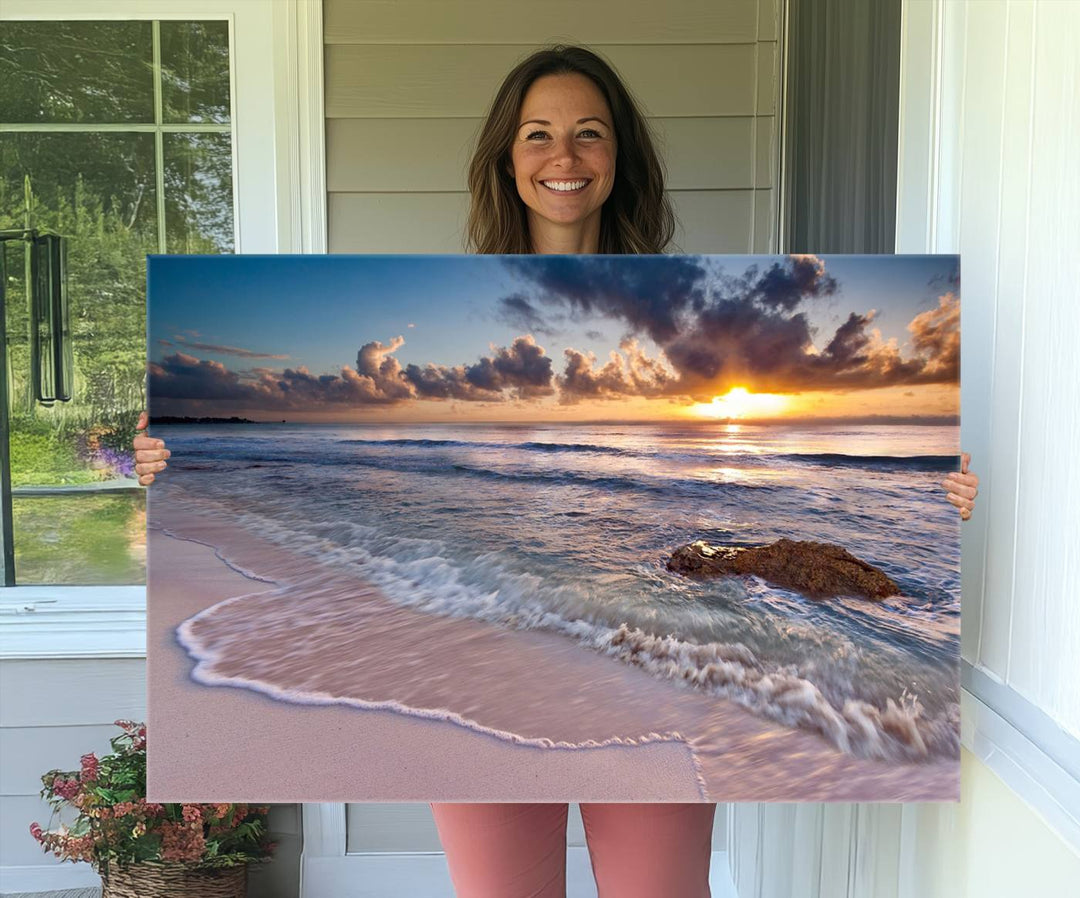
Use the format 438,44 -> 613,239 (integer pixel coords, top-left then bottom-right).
0,19 -> 234,585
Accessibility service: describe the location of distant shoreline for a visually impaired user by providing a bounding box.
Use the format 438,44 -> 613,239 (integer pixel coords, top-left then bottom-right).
151,416 -> 263,425
150,416 -> 960,427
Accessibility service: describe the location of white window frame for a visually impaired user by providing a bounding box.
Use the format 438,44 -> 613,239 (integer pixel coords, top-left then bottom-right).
0,0 -> 326,659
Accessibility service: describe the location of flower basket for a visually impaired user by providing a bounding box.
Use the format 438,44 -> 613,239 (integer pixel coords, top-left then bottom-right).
101,860 -> 247,898
30,721 -> 274,892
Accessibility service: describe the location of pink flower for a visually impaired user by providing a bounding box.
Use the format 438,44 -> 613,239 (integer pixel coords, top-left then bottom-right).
160,821 -> 206,863
181,805 -> 202,824
29,822 -> 43,842
52,777 -> 80,801
80,753 -> 99,782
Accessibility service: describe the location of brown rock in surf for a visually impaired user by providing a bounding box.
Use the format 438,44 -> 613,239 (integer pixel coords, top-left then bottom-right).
667,538 -> 900,601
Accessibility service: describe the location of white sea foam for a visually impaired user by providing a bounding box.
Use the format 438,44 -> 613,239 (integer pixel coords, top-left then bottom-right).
170,502 -> 958,763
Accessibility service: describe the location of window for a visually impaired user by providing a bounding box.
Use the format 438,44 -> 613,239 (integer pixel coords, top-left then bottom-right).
0,18 -> 234,585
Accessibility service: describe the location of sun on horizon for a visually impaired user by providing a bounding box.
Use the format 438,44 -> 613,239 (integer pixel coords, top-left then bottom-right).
689,387 -> 789,420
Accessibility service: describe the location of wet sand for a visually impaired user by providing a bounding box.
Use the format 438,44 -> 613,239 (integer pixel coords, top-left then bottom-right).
147,494 -> 959,803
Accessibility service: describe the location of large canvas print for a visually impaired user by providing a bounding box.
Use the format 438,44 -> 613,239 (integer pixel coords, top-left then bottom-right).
146,253 -> 961,802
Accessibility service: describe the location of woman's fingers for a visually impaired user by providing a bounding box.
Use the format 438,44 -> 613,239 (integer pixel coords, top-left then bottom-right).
941,475 -> 978,500
946,491 -> 975,512
133,411 -> 166,486
961,451 -> 971,475
134,447 -> 170,463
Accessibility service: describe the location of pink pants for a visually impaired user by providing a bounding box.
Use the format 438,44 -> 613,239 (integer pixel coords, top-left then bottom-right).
430,803 -> 716,898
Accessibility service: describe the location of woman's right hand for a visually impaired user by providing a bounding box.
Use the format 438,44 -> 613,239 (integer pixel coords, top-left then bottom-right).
133,410 -> 170,486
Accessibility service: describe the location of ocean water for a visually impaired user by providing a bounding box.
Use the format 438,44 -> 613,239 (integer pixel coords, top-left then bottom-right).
157,421 -> 961,763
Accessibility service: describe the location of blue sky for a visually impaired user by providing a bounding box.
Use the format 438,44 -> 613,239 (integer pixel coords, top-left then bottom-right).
147,254 -> 960,423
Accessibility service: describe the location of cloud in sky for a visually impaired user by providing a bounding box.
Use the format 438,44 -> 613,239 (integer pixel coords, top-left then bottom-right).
151,256 -> 959,414
561,338 -> 677,402
171,336 -> 290,360
151,336 -> 556,410
506,255 -> 958,399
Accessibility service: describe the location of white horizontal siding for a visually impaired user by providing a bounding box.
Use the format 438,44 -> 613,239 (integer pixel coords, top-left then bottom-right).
324,0 -> 761,45
328,188 -> 760,254
0,660 -> 146,729
326,116 -> 771,192
325,43 -> 764,119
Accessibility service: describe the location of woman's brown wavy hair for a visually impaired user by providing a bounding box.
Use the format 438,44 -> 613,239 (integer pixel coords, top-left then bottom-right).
465,45 -> 676,255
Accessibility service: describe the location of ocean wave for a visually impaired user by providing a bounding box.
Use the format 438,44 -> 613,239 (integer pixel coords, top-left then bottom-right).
212,507 -> 957,763
183,436 -> 956,476
773,453 -> 956,472
338,436 -> 638,457
597,624 -> 959,762
448,463 -> 775,497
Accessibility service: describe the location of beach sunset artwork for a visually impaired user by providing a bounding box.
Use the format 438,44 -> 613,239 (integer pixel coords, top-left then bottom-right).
146,253 -> 961,802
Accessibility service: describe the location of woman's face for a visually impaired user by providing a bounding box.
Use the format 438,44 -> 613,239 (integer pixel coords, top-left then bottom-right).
509,73 -> 617,238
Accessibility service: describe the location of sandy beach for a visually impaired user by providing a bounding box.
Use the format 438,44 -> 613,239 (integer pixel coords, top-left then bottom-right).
147,493 -> 959,803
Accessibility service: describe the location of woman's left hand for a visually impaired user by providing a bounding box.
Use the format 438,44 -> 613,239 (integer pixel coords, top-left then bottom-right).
942,451 -> 979,521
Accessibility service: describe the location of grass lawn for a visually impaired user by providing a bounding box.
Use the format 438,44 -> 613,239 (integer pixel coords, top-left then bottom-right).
13,492 -> 145,585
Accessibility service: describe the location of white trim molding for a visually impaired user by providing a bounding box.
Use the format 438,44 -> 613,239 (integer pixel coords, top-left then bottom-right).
273,0 -> 328,254
961,669 -> 1080,853
0,586 -> 145,659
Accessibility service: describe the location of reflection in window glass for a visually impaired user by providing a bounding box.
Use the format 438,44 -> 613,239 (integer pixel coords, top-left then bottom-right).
13,494 -> 146,586
160,21 -> 232,124
1,131 -> 156,481
0,22 -> 154,124
164,133 -> 235,253
2,19 -> 234,586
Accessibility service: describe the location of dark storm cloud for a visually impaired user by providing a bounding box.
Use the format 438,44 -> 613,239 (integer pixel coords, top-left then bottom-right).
504,254 -> 960,398
149,353 -> 257,401
502,255 -> 710,344
496,294 -> 560,336
748,254 -> 838,310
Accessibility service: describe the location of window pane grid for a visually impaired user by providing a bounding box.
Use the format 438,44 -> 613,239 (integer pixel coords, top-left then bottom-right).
0,18 -> 234,584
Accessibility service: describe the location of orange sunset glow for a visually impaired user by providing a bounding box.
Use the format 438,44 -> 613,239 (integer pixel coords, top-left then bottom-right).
690,387 -> 789,420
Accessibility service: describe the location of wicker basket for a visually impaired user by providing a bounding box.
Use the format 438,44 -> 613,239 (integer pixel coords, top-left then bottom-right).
100,861 -> 247,898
